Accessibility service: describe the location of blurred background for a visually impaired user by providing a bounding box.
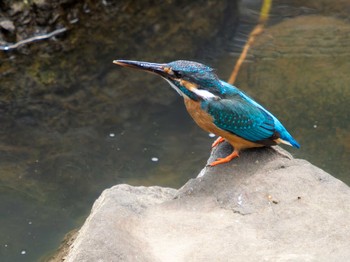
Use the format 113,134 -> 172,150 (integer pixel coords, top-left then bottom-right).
0,0 -> 349,261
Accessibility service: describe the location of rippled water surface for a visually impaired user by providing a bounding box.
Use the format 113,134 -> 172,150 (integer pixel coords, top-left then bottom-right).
0,1 -> 349,261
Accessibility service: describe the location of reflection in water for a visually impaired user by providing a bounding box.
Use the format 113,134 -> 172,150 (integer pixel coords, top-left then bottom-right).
0,1 -> 349,261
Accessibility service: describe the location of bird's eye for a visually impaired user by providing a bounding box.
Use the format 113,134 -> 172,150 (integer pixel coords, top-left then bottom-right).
173,70 -> 183,78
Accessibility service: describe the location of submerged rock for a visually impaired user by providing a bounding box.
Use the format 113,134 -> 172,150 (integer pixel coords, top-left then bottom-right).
56,144 -> 350,261
235,15 -> 350,184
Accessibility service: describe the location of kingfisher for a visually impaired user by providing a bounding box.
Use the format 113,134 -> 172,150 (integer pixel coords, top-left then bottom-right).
113,59 -> 300,166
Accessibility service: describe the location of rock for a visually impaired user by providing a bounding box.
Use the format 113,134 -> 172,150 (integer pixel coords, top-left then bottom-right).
0,20 -> 15,32
64,185 -> 177,262
61,144 -> 350,261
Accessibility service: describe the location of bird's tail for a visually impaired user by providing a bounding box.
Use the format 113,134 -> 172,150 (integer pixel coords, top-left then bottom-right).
274,119 -> 300,148
277,131 -> 300,148
276,137 -> 300,148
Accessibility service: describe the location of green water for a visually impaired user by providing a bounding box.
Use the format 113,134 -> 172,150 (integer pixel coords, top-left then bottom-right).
0,1 -> 349,261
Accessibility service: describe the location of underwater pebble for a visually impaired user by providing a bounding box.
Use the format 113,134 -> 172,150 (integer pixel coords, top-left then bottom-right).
109,133 -> 115,137
151,157 -> 159,162
208,133 -> 215,138
0,20 -> 15,32
21,250 -> 26,255
313,125 -> 317,128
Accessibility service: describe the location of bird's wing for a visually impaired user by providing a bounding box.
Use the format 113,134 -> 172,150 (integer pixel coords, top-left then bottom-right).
201,96 -> 277,143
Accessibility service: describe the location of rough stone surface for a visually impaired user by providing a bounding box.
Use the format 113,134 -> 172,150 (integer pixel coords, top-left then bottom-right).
63,144 -> 350,262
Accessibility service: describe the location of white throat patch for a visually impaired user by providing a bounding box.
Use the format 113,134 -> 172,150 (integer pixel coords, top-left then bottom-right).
162,77 -> 219,100
191,88 -> 218,100
180,79 -> 218,100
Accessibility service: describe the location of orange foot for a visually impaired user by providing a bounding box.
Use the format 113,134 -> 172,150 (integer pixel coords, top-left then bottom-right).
211,136 -> 225,148
209,150 -> 239,167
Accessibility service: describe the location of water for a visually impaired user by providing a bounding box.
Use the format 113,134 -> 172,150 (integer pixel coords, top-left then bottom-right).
0,1 -> 349,261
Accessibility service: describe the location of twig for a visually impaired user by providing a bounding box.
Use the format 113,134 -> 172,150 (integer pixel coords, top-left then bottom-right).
227,0 -> 272,84
0,27 -> 68,51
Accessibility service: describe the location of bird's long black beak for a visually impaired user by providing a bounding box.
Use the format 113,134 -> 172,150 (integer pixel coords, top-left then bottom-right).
113,59 -> 168,77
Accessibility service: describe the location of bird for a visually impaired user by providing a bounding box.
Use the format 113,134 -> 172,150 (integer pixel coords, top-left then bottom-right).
113,59 -> 300,166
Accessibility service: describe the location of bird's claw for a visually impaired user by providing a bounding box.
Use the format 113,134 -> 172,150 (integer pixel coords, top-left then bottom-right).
211,136 -> 225,148
209,151 -> 239,166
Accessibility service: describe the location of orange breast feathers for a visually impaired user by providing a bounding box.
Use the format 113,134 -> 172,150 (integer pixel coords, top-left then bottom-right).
183,98 -> 264,151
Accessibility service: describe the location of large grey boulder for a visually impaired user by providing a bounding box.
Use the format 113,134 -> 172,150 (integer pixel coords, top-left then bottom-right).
64,143 -> 350,261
